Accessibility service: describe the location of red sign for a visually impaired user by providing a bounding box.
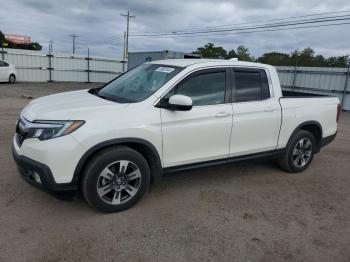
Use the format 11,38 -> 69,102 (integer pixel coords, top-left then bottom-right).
4,34 -> 31,44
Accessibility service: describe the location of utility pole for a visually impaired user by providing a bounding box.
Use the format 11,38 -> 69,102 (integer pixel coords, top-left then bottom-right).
122,32 -> 127,72
123,31 -> 127,61
87,47 -> 90,83
69,33 -> 79,54
49,40 -> 53,54
121,10 -> 135,61
48,40 -> 53,82
0,33 -> 4,60
341,59 -> 350,108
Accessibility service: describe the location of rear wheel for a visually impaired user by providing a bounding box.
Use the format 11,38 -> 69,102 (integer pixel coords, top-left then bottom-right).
9,74 -> 16,84
81,146 -> 150,212
278,130 -> 315,173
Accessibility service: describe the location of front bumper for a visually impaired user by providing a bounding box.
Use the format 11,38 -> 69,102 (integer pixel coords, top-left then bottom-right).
12,144 -> 78,192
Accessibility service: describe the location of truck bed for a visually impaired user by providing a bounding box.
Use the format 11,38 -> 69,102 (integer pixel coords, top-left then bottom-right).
277,92 -> 339,149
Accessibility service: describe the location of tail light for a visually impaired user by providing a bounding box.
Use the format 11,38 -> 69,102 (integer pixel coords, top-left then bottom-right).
336,104 -> 341,123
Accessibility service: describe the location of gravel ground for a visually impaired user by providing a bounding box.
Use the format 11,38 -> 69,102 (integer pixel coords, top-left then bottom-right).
0,82 -> 349,262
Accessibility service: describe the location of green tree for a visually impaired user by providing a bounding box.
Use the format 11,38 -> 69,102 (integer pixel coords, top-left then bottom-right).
286,48 -> 348,67
226,49 -> 237,59
7,41 -> 42,51
297,47 -> 315,66
314,55 -> 327,67
236,45 -> 254,61
0,31 -> 4,45
257,52 -> 291,66
192,43 -> 348,67
326,56 -> 348,67
0,31 -> 5,50
192,43 -> 227,59
290,50 -> 300,66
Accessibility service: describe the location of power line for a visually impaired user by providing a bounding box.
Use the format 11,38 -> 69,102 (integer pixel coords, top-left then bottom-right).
70,9 -> 350,49
128,21 -> 350,39
130,14 -> 350,37
82,14 -> 350,46
128,15 -> 350,39
81,35 -> 124,47
131,9 -> 350,35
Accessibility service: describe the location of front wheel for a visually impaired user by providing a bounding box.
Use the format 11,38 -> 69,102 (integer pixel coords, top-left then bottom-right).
9,74 -> 16,84
81,146 -> 150,212
278,130 -> 315,173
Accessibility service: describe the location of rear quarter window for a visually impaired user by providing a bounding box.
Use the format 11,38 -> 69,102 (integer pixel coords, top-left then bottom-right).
234,69 -> 270,103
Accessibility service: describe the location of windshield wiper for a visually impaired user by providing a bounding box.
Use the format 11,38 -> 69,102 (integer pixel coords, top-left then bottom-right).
88,87 -> 100,95
98,94 -> 117,102
89,88 -> 136,103
89,89 -> 117,102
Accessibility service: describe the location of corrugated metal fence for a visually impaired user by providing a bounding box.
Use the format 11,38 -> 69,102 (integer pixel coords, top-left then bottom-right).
1,48 -> 125,83
1,49 -> 349,110
276,66 -> 350,110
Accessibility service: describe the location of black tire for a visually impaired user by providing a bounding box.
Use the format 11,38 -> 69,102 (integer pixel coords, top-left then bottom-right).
9,74 -> 16,84
278,130 -> 316,173
81,146 -> 150,213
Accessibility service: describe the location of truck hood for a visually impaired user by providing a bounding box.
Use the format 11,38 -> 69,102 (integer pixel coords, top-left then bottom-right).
21,89 -> 129,121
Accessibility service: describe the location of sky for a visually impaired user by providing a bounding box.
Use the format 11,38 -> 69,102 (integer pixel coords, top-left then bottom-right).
1,0 -> 350,59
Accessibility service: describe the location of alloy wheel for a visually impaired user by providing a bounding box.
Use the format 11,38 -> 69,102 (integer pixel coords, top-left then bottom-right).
96,160 -> 141,205
292,138 -> 312,168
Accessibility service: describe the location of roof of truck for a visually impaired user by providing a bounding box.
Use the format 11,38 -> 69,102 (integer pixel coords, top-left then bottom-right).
148,58 -> 270,68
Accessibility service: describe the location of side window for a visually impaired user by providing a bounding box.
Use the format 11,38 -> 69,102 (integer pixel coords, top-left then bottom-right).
168,71 -> 226,106
234,69 -> 270,102
0,61 -> 5,67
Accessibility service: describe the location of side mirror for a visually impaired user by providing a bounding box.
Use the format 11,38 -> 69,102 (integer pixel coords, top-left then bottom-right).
166,94 -> 193,111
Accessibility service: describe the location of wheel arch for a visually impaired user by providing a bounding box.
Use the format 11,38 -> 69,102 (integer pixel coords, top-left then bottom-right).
288,121 -> 323,153
73,138 -> 163,187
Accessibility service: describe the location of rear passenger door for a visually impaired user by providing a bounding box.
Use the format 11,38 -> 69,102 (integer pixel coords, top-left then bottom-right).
160,68 -> 233,167
229,68 -> 281,157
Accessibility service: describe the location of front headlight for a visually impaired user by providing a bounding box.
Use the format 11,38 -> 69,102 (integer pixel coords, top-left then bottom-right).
27,120 -> 85,141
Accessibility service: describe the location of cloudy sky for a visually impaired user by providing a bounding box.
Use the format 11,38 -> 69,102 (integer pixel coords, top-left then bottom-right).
1,0 -> 350,59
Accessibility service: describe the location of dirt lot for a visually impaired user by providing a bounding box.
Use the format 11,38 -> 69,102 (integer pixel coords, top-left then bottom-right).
0,82 -> 349,262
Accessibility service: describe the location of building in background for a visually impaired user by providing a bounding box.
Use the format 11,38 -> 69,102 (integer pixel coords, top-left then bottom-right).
4,34 -> 31,45
128,50 -> 200,69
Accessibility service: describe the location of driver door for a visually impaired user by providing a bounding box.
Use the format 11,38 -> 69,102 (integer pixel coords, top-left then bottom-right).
160,68 -> 233,168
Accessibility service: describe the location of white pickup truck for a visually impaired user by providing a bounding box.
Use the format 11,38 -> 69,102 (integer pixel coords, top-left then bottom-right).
12,59 -> 340,212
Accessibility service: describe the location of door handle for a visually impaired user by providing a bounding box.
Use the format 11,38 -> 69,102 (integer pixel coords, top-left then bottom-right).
215,112 -> 231,117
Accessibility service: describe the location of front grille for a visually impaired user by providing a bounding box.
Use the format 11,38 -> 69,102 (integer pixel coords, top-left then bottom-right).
16,119 -> 28,147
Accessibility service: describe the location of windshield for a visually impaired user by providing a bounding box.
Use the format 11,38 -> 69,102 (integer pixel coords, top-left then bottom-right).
97,64 -> 183,103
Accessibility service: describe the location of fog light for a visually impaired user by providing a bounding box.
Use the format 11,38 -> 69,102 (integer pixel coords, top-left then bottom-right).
33,172 -> 42,184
